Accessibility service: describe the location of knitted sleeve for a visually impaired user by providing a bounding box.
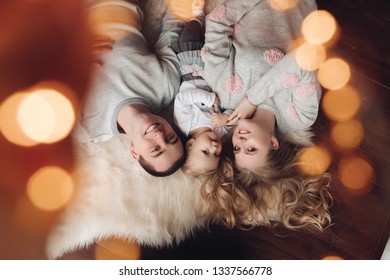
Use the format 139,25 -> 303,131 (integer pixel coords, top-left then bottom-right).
247,51 -> 322,130
153,11 -> 185,96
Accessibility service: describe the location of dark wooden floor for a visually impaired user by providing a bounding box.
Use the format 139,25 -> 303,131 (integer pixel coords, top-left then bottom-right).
60,0 -> 390,260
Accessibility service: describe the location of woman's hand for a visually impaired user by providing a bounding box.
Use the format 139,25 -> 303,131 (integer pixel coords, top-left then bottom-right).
226,96 -> 256,125
91,35 -> 114,67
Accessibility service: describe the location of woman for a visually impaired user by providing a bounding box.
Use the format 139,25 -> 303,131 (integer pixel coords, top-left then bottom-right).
200,0 -> 332,231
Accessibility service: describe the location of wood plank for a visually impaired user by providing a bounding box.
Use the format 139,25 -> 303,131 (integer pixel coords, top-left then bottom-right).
317,0 -> 390,65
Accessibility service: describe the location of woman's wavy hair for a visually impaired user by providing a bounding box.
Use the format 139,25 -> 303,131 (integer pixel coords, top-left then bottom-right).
200,128 -> 333,232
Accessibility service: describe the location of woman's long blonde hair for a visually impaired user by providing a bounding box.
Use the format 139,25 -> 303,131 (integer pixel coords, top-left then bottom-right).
200,129 -> 333,231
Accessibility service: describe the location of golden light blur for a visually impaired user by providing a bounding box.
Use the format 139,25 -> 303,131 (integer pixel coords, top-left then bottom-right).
89,1 -> 139,39
318,58 -> 351,90
302,10 -> 337,45
322,86 -> 361,122
18,86 -> 76,144
331,119 -> 364,150
268,0 -> 299,11
17,93 -> 56,143
27,166 -> 74,211
0,93 -> 38,147
167,0 -> 193,22
322,255 -> 344,260
298,145 -> 332,176
295,42 -> 326,71
96,238 -> 140,260
338,156 -> 375,194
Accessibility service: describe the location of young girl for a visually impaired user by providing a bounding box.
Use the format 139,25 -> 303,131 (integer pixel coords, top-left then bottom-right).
173,16 -> 234,177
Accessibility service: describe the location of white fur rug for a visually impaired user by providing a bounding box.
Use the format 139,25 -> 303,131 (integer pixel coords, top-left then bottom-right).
46,134 -> 207,259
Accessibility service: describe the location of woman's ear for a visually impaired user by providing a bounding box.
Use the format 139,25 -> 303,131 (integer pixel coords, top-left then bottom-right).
130,146 -> 139,160
185,138 -> 195,149
271,136 -> 279,150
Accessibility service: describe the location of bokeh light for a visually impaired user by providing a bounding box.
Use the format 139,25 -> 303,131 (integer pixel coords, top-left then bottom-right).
295,42 -> 326,71
0,93 -> 38,147
331,119 -> 364,150
88,1 -> 139,40
298,145 -> 332,176
302,10 -> 337,45
322,86 -> 361,122
268,0 -> 299,11
27,166 -> 74,211
318,58 -> 351,90
167,0 -> 193,22
18,85 -> 76,144
338,156 -> 375,194
96,238 -> 140,260
18,93 -> 56,143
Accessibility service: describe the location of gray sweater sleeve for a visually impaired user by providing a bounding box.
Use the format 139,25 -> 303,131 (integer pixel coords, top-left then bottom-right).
153,12 -> 184,96
247,51 -> 322,131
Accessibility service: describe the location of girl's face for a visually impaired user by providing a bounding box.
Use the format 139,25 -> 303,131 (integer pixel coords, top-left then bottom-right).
232,119 -> 277,172
186,131 -> 222,174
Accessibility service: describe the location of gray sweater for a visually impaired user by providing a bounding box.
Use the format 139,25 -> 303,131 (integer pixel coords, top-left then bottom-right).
202,0 -> 321,133
74,10 -> 184,143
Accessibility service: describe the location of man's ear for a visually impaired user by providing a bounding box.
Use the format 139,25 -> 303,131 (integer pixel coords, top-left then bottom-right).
185,138 -> 195,149
271,136 -> 279,150
130,146 -> 139,160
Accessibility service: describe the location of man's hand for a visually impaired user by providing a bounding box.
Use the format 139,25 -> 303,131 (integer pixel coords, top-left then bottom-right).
226,96 -> 256,125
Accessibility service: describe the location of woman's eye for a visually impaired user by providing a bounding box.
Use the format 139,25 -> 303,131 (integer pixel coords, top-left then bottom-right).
202,150 -> 209,154
233,146 -> 240,151
247,147 -> 256,152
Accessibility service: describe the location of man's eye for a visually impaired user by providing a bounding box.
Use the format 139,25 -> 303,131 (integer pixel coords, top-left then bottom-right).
202,150 -> 209,154
167,134 -> 177,143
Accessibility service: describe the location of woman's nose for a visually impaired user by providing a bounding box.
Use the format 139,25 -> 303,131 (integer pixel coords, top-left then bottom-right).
239,135 -> 247,141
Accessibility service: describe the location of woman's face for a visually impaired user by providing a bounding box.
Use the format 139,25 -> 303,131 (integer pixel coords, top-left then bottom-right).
232,119 -> 276,172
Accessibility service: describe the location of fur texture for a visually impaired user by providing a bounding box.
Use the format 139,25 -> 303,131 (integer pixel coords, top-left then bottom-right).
46,0 -> 313,259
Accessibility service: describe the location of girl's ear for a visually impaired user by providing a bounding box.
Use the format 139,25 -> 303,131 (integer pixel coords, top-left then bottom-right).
130,146 -> 139,160
185,138 -> 195,149
271,136 -> 279,150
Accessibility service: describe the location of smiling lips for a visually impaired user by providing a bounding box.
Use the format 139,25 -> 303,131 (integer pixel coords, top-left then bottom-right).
238,130 -> 250,134
145,123 -> 160,135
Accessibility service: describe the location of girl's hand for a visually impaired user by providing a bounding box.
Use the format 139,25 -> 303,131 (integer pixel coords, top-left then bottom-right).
211,112 -> 229,127
226,96 -> 256,125
91,35 -> 114,67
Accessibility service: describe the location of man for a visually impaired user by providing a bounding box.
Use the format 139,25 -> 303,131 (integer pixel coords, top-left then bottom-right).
74,0 -> 185,176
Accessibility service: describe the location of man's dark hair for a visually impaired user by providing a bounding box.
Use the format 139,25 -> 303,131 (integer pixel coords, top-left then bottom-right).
139,151 -> 186,177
